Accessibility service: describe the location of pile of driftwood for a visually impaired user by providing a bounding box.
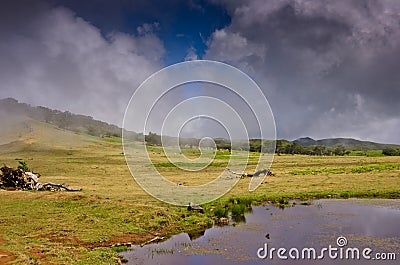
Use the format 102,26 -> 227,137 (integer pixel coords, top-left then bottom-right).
0,165 -> 80,191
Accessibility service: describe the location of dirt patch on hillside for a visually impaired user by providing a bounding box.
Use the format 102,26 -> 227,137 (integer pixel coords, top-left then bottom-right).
29,247 -> 56,262
0,237 -> 16,264
34,232 -> 81,246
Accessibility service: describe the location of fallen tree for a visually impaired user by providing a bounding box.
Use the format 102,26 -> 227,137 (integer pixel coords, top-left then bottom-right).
0,165 -> 81,191
225,168 -> 275,178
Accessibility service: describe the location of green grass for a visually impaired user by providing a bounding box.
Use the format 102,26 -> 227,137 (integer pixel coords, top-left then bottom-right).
111,245 -> 130,252
231,204 -> 246,216
228,197 -> 253,207
346,150 -> 384,157
350,164 -> 400,173
150,161 -> 227,168
0,130 -> 400,264
290,163 -> 400,175
213,206 -> 228,218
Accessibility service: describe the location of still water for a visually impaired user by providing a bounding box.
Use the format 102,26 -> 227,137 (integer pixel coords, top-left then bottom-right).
122,199 -> 400,264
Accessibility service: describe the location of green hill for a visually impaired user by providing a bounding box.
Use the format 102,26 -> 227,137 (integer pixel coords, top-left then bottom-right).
294,137 -> 400,150
0,98 -> 125,137
0,98 -> 141,152
0,98 -> 128,152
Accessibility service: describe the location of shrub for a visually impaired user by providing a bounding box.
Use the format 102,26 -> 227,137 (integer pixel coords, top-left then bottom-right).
17,160 -> 30,171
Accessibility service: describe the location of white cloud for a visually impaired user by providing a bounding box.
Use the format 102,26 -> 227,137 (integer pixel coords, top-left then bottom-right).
0,3 -> 165,126
184,46 -> 199,61
137,22 -> 160,35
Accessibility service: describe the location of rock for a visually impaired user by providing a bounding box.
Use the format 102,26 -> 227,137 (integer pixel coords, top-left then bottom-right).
218,217 -> 229,225
187,202 -> 204,213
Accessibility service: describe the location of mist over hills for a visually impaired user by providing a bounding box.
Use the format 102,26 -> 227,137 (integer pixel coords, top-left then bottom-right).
0,97 -> 135,139
1,98 -> 399,151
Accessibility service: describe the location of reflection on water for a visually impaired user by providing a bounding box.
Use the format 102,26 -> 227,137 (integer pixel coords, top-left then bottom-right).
187,229 -> 205,241
122,199 -> 400,264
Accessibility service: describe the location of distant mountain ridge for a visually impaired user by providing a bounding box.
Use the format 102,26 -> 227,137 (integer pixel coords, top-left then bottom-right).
294,137 -> 400,150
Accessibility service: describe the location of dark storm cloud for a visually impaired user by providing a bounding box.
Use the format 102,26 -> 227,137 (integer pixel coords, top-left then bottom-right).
1,0 -> 399,144
0,0 -> 165,126
206,0 -> 400,143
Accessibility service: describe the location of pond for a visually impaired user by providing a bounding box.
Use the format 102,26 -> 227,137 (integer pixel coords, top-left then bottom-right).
122,199 -> 400,264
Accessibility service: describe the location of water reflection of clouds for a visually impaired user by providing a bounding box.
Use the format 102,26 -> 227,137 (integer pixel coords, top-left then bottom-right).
123,199 -> 400,265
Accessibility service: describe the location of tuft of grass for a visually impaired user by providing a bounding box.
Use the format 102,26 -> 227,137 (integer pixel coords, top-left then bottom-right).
278,198 -> 289,205
111,245 -> 131,252
228,196 -> 253,207
231,204 -> 246,216
213,206 -> 228,218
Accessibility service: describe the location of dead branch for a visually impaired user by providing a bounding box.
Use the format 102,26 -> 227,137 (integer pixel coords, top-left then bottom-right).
0,165 -> 80,192
38,182 -> 82,192
140,236 -> 164,247
225,168 -> 274,178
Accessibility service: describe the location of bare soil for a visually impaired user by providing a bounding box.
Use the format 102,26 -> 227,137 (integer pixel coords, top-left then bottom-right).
0,237 -> 16,264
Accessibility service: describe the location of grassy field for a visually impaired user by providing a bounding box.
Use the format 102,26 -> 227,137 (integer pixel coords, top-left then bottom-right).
0,127 -> 399,264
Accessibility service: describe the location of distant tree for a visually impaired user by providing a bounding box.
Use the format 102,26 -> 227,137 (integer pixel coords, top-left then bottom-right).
249,139 -> 262,152
284,144 -> 292,154
313,145 -> 326,156
302,146 -> 314,155
284,142 -> 302,154
334,145 -> 346,156
382,148 -> 400,156
291,142 -> 302,154
275,140 -> 284,155
145,132 -> 161,146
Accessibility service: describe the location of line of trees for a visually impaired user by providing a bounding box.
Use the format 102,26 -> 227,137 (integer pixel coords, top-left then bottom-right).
382,148 -> 400,156
144,133 -> 351,156
137,132 -> 400,157
275,141 -> 350,156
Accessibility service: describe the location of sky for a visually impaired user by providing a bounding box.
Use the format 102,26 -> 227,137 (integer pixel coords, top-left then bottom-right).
0,0 -> 399,144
